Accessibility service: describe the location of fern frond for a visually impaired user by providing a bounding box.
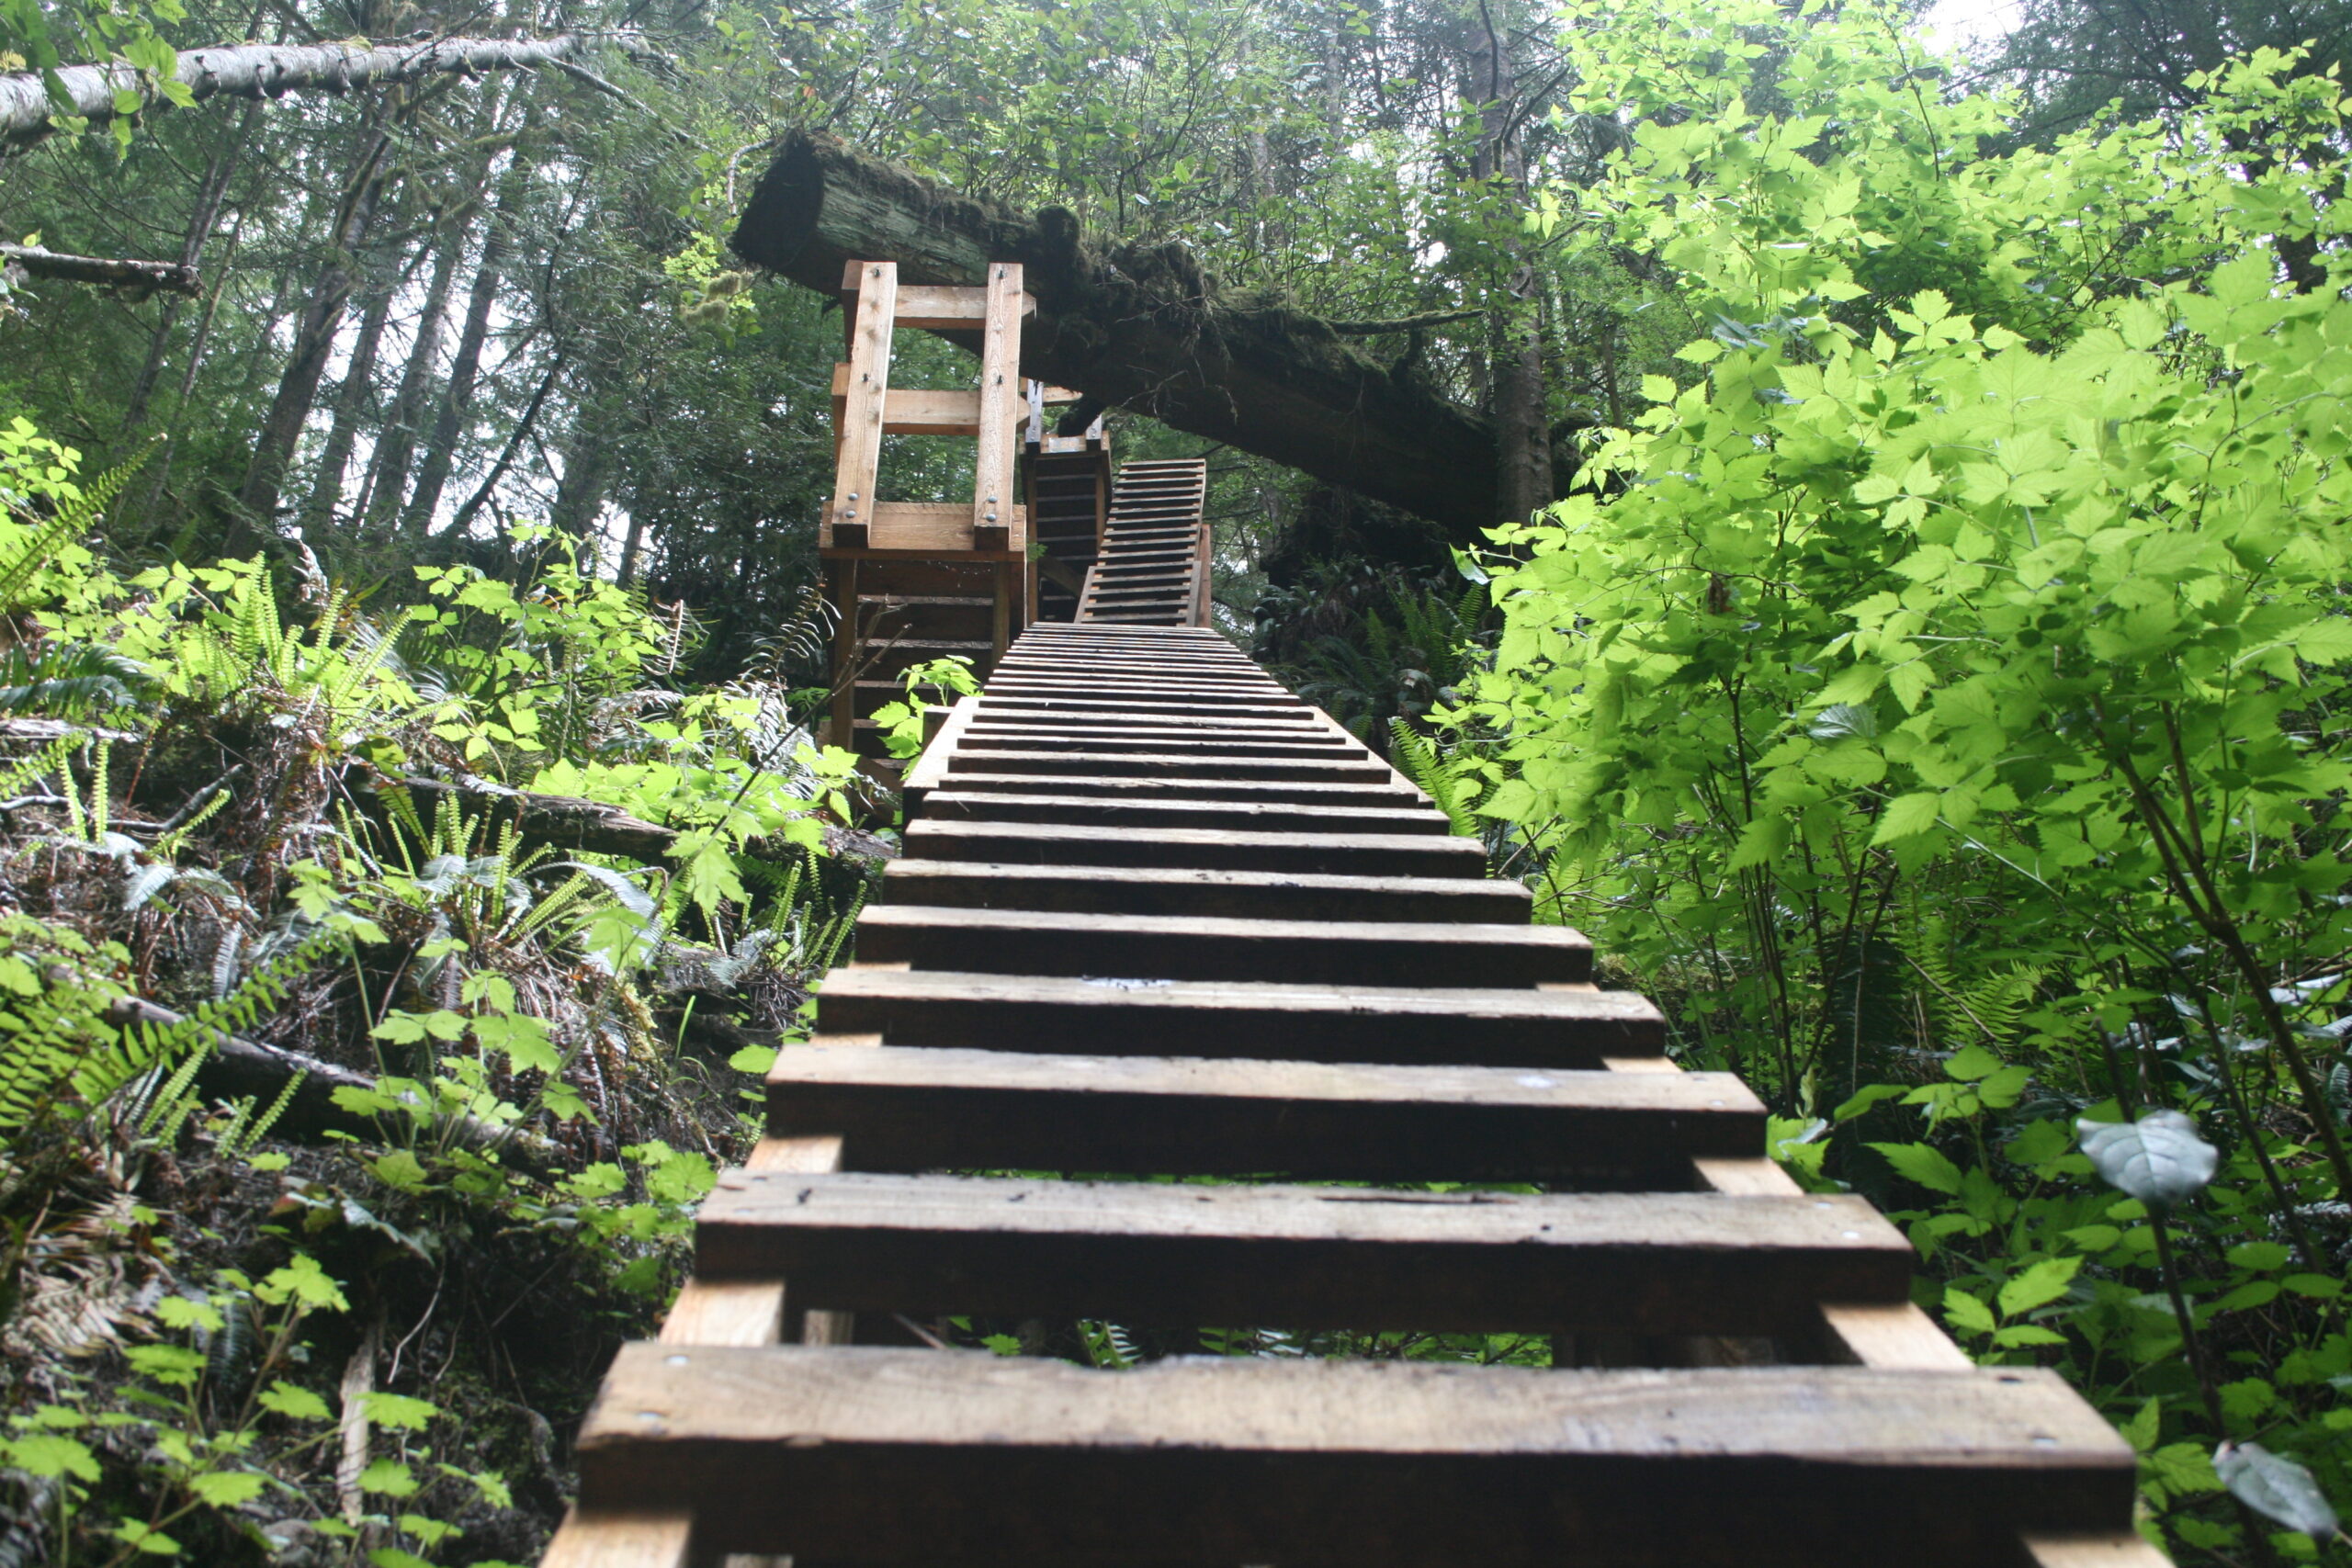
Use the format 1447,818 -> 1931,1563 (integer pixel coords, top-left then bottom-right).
0,438 -> 152,611
1389,717 -> 1477,837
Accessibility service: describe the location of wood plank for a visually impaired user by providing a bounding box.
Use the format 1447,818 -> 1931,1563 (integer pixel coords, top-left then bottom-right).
826,262 -> 895,547
919,788 -> 1449,836
853,501 -> 1031,552
577,1348 -> 2135,1566
828,367 -> 1025,434
901,818 -> 1486,877
956,730 -> 1358,759
812,966 -> 1662,1064
2019,1535 -> 2175,1568
941,748 -> 1394,784
539,1507 -> 692,1568
877,858 -> 1529,923
899,694 -> 979,811
765,1043 -> 1748,1180
658,1280 -> 785,1347
974,262 -> 1024,542
695,1172 -> 1913,1336
890,281 -> 1035,330
848,905 -> 1592,986
931,772 -> 1418,807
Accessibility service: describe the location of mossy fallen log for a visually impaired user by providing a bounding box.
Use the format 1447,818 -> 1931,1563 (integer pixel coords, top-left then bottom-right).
731,131 -> 1506,538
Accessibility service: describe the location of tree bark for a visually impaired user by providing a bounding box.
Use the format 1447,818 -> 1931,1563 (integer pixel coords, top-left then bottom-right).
300,247 -> 406,537
358,213 -> 465,534
404,145 -> 532,536
730,131 -> 1507,536
124,102 -> 259,433
0,244 -> 198,295
233,131 -> 392,533
0,32 -> 626,152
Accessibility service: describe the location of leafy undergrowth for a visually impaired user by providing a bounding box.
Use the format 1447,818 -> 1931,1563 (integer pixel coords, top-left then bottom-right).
0,417 -> 888,1566
1421,6 -> 2352,1561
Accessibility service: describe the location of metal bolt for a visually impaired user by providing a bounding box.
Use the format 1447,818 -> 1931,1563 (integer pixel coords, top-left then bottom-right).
986,513 -> 999,523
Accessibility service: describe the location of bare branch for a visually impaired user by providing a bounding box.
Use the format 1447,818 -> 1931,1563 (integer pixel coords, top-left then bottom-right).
0,31 -> 648,152
0,242 -> 199,295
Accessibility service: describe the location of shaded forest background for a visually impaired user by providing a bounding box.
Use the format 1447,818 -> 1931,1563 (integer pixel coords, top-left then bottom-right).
4,0 -> 2352,1563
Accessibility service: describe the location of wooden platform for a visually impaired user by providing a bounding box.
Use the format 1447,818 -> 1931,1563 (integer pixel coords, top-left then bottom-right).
544,624 -> 2153,1568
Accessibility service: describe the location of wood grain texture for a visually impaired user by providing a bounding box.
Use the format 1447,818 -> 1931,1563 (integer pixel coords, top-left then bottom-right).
876,858 -> 1531,922
576,1347 -> 2133,1565
764,1043 -> 1749,1179
695,1171 -> 1907,1334
812,966 -> 1661,1063
827,263 -> 896,545
847,904 -> 1592,986
927,771 -> 1414,807
900,818 -> 1486,876
658,1280 -> 786,1347
2019,1534 -> 2176,1568
920,788 -> 1449,837
538,1507 -> 692,1568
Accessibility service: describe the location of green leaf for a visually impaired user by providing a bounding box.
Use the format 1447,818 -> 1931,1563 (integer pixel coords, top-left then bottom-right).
1871,793 -> 1941,844
728,1043 -> 778,1074
188,1471 -> 266,1508
258,1381 -> 330,1421
1,1433 -> 99,1480
1941,1287 -> 1995,1336
1997,1256 -> 2081,1316
358,1456 -> 418,1497
1868,1140 -> 1964,1196
357,1392 -> 438,1431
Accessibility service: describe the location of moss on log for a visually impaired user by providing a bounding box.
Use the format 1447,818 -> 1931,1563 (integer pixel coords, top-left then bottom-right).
731,131 -> 1505,537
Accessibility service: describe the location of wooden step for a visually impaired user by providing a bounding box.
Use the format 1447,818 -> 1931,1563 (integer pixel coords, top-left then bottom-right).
970,704 -> 1331,732
943,749 -> 1392,783
920,788 -> 1448,835
956,731 -> 1359,760
813,968 -> 1659,1063
767,1043 -> 1742,1179
851,904 -> 1585,984
932,772 -> 1421,807
575,1348 -> 2135,1567
697,1171 -> 1912,1335
878,860 -> 1520,923
901,819 -> 1485,876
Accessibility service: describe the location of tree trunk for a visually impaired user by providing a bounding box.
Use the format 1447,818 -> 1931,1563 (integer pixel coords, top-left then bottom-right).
1468,15 -> 1554,524
357,215 -> 465,534
232,131 -> 392,535
730,131 -> 1508,537
123,102 -> 258,433
450,344 -> 564,537
299,246 -> 405,538
404,144 -> 532,536
0,32 -> 628,152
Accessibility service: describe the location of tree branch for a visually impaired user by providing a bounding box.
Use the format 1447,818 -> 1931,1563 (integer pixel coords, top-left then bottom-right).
0,242 -> 199,296
0,31 -> 646,152
1324,309 -> 1482,335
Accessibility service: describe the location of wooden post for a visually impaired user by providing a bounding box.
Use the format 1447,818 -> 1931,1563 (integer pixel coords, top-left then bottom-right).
973,262 -> 1023,557
828,262 -> 897,550
825,556 -> 859,750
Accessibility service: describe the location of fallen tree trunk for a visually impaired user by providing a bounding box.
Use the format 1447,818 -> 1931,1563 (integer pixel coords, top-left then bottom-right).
104,996 -> 555,1171
731,132 -> 1505,537
376,773 -> 896,866
0,32 -> 632,152
0,243 -> 199,295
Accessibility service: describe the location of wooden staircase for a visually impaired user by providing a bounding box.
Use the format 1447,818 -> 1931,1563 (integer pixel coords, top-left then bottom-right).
1075,457 -> 1210,626
543,623 -> 2150,1568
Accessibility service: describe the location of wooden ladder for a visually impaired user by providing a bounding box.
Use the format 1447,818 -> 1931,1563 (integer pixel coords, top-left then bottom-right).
1076,457 -> 1209,626
545,624 -> 2153,1568
823,259 -> 1038,761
